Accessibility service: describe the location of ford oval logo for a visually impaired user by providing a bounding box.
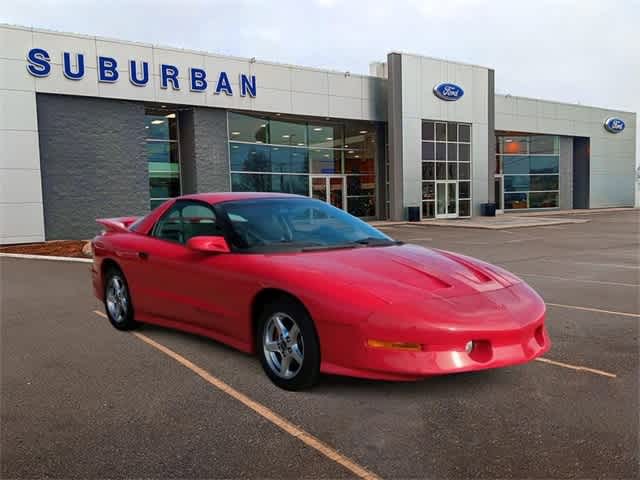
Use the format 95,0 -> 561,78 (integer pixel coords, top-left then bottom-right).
433,83 -> 464,101
604,117 -> 625,133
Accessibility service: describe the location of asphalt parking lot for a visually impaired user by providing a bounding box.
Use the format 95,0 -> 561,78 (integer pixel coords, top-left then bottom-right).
1,210 -> 638,479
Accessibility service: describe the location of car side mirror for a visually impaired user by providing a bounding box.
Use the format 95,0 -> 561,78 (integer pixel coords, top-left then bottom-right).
186,236 -> 231,254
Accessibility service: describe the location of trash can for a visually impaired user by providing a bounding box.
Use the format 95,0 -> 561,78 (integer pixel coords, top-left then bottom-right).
480,203 -> 496,217
407,206 -> 420,222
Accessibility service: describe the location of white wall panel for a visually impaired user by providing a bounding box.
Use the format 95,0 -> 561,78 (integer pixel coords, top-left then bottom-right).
291,92 -> 328,117
0,204 -> 45,242
0,130 -> 40,170
329,95 -> 362,119
251,87 -> 292,114
250,63 -> 291,91
0,25 -> 33,60
328,73 -> 361,98
0,89 -> 38,131
34,66 -> 100,97
291,68 -> 328,95
0,58 -> 36,91
0,169 -> 43,203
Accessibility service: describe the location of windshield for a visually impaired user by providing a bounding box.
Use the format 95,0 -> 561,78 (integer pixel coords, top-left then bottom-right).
220,197 -> 396,252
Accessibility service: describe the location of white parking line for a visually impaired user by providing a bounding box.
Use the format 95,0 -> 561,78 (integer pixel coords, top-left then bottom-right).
93,310 -> 381,480
0,253 -> 92,263
535,357 -> 617,378
513,272 -> 638,288
541,259 -> 640,270
546,302 -> 640,318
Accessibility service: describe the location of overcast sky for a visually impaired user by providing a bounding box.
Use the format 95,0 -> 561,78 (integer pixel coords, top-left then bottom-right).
3,0 -> 639,164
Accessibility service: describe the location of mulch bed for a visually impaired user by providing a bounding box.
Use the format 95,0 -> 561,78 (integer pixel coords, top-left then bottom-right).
0,240 -> 91,258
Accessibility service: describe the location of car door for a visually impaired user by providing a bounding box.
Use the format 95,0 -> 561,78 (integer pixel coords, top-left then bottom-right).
136,200 -> 232,331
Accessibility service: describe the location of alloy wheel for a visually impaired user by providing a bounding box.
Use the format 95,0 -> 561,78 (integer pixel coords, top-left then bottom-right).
263,312 -> 304,379
106,275 -> 128,324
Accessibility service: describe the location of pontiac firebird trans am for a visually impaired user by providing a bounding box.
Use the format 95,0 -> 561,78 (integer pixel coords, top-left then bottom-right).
92,193 -> 550,390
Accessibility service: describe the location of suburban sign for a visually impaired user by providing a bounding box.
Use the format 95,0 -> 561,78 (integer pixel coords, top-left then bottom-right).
25,47 -> 257,97
603,117 -> 625,134
433,82 -> 464,101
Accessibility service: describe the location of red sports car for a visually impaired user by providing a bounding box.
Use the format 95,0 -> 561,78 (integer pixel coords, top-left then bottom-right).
92,192 -> 550,390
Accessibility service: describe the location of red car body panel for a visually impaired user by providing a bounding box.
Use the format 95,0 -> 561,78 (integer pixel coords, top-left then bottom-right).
92,193 -> 550,381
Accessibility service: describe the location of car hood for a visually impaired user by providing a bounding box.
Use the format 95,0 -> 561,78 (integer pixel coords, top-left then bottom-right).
265,243 -> 522,304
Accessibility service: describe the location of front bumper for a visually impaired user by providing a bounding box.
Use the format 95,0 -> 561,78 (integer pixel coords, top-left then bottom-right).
318,282 -> 550,381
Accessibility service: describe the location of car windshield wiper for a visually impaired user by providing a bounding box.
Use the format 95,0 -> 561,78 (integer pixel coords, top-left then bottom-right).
301,243 -> 362,252
352,237 -> 403,247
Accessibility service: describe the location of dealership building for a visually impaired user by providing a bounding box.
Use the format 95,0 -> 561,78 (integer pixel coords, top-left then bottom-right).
1,24 -> 637,243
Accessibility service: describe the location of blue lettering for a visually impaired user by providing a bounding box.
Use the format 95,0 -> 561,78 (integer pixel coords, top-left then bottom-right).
129,60 -> 149,86
62,52 -> 85,80
190,68 -> 207,92
98,56 -> 119,82
26,48 -> 51,77
160,64 -> 180,90
215,71 -> 233,95
240,74 -> 256,97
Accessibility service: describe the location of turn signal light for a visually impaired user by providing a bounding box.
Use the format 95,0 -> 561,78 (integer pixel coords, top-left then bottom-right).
366,339 -> 422,352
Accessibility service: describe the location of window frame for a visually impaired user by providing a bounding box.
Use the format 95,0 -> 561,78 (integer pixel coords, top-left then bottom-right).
151,199 -> 221,245
146,109 -> 182,209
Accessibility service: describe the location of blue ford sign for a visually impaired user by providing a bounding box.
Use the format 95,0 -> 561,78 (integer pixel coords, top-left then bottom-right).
26,47 -> 257,97
433,82 -> 464,101
604,117 -> 625,134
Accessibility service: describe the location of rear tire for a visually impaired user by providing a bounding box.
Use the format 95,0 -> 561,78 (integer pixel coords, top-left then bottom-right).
104,266 -> 138,331
256,298 -> 320,391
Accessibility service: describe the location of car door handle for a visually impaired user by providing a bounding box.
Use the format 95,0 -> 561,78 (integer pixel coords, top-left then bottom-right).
138,251 -> 149,260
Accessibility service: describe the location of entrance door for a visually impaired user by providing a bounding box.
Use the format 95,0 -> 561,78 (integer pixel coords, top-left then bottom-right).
435,181 -> 458,218
310,175 -> 346,210
494,174 -> 504,214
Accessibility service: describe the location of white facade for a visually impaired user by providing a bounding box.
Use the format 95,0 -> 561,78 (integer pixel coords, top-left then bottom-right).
495,95 -> 637,208
0,24 -> 637,243
389,53 -> 491,216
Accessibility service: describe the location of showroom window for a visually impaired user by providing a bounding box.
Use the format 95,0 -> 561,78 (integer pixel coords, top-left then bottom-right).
228,112 -> 378,218
496,135 -> 559,210
421,121 -> 472,218
145,109 -> 181,210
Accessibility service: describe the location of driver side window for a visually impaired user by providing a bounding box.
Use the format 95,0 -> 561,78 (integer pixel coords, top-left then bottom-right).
153,201 -> 223,244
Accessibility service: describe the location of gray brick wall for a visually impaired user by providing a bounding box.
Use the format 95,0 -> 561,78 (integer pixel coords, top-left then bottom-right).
37,94 -> 147,240
189,107 -> 230,193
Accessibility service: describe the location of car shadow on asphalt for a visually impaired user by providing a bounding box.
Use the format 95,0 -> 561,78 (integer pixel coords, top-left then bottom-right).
134,322 -> 509,397
315,369 -> 507,396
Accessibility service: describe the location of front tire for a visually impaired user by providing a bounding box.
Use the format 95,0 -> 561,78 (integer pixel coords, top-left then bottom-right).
104,267 -> 137,331
256,298 -> 320,391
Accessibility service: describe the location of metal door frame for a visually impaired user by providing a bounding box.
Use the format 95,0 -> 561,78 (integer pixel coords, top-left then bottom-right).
435,180 -> 458,219
309,175 -> 347,211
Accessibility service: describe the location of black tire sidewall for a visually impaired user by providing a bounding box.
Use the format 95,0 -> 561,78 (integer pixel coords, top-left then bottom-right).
104,267 -> 137,331
256,298 -> 320,391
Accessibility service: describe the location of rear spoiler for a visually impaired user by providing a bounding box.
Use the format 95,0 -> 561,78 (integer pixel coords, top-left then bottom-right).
96,216 -> 140,233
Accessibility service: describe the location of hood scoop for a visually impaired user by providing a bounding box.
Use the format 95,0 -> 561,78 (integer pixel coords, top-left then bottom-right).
390,258 -> 452,290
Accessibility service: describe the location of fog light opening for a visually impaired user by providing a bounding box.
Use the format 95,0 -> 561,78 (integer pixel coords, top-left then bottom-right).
465,341 -> 475,354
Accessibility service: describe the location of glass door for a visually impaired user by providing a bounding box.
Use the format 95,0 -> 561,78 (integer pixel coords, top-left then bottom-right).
435,181 -> 458,218
310,175 -> 346,210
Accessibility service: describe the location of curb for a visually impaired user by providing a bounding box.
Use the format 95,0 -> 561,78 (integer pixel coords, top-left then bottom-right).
0,253 -> 93,263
